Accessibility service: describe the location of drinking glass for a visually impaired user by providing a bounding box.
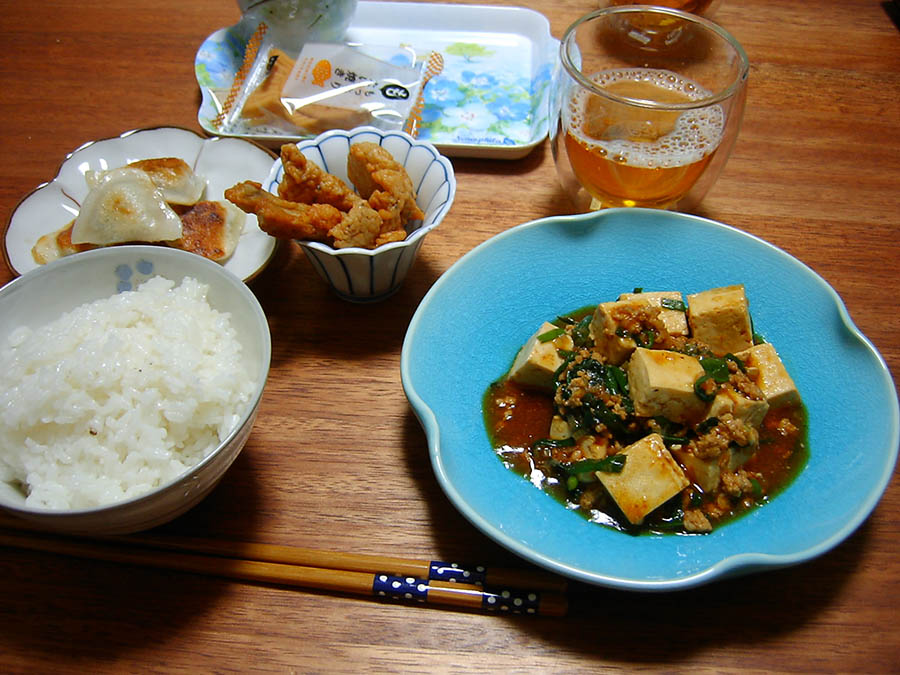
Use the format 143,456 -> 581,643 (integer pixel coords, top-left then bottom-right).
603,0 -> 722,19
550,6 -> 748,211
236,0 -> 358,50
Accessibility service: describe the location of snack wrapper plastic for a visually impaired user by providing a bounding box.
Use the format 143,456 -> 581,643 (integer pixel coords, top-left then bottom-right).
219,25 -> 425,137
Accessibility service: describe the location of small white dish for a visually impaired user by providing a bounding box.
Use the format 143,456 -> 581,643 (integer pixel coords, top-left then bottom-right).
2,127 -> 278,282
265,126 -> 455,302
0,245 -> 271,536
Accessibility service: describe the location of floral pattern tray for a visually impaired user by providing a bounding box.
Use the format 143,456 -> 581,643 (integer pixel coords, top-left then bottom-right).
195,1 -> 558,159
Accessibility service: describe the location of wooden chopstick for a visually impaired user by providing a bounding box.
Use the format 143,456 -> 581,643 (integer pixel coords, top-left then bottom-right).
0,526 -> 568,617
0,513 -> 566,593
122,532 -> 569,593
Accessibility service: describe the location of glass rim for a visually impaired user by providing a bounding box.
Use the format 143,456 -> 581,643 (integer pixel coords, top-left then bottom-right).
560,5 -> 750,111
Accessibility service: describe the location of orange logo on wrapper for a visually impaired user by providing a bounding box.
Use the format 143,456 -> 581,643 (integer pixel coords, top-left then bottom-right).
311,59 -> 332,87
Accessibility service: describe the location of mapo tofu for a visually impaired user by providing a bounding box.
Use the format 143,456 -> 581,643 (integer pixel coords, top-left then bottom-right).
484,284 -> 807,535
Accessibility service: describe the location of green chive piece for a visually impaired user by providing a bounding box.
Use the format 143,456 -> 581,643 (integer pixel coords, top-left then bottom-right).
696,417 -> 720,434
700,357 -> 731,383
563,454 -> 626,475
566,475 -> 579,491
749,477 -> 763,498
660,298 -> 687,312
725,353 -> 747,373
636,329 -> 656,348
552,350 -> 577,381
694,374 -> 716,402
532,437 -> 576,450
653,519 -> 685,532
605,366 -> 629,397
537,327 -> 565,343
571,315 -> 593,348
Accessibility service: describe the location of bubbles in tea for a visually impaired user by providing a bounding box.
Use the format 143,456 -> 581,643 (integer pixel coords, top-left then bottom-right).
563,68 -> 724,209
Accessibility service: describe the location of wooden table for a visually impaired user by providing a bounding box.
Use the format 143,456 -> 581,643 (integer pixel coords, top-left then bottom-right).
1,0 -> 899,671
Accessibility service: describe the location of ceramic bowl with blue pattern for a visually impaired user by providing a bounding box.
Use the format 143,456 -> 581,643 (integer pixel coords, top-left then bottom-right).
0,246 -> 271,535
265,126 -> 456,302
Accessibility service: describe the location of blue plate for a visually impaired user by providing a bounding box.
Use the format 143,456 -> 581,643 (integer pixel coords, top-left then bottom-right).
400,208 -> 900,590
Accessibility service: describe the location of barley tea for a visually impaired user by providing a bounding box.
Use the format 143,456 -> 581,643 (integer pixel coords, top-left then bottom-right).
563,68 -> 724,209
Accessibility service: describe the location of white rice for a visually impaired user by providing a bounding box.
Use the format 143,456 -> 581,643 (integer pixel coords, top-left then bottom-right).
0,276 -> 255,510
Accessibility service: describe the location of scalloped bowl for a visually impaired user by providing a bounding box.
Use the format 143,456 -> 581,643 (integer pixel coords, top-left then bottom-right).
401,208 -> 900,590
264,126 -> 456,302
0,246 -> 271,535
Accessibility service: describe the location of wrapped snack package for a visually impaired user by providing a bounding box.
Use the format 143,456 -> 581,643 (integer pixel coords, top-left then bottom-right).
222,33 -> 425,137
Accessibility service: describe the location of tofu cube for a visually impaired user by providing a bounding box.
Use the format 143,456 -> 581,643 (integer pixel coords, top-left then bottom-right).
672,448 -> 720,493
735,343 -> 800,408
617,290 -> 689,336
687,285 -> 754,355
671,444 -> 756,492
596,434 -> 689,524
589,301 -> 639,365
508,322 -> 572,390
549,415 -> 572,441
706,385 -> 770,429
626,347 -> 707,424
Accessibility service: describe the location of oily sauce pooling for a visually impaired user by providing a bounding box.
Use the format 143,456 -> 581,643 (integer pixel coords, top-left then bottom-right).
483,287 -> 808,535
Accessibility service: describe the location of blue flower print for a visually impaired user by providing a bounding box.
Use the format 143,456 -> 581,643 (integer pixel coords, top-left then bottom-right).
487,95 -> 531,123
461,71 -> 499,89
441,102 -> 498,131
420,107 -> 441,123
424,76 -> 466,106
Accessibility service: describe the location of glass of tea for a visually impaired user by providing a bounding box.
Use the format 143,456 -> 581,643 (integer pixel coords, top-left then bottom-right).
550,6 -> 748,211
603,0 -> 722,19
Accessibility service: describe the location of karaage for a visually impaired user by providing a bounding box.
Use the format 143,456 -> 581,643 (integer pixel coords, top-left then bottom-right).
224,181 -> 342,241
226,142 -> 424,250
348,142 -> 425,233
278,144 -> 362,212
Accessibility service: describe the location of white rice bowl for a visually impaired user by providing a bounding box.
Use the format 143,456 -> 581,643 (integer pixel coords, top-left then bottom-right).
0,245 -> 270,534
0,276 -> 253,509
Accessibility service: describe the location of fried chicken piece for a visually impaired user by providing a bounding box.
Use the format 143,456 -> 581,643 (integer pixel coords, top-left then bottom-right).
375,229 -> 410,247
225,181 -> 341,241
327,202 -> 384,249
347,142 -> 425,235
278,144 -> 362,211
347,143 -> 406,200
366,190 -> 410,236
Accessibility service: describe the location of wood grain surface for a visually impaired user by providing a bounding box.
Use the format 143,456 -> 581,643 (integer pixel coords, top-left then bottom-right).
1,0 -> 899,672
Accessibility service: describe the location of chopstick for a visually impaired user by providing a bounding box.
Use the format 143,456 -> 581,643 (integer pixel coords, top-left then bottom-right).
123,532 -> 569,593
0,525 -> 568,617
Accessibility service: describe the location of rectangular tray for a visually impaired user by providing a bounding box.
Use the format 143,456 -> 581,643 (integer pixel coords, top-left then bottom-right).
194,1 -> 559,159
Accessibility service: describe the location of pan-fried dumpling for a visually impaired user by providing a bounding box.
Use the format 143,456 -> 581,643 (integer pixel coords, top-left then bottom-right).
126,157 -> 206,205
31,221 -> 97,264
71,167 -> 183,245
85,157 -> 206,206
167,200 -> 246,262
